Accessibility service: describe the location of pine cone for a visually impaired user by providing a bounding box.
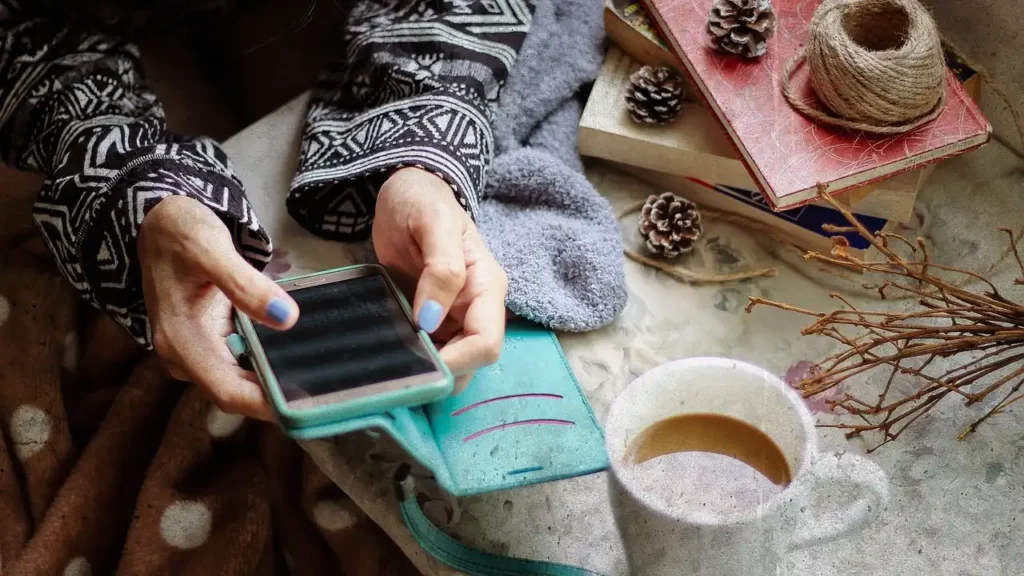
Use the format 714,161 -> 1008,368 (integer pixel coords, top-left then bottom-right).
639,192 -> 703,258
625,65 -> 685,125
707,0 -> 778,59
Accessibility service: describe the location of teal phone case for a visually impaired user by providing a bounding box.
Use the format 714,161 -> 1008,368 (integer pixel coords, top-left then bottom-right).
229,320 -> 609,497
233,265 -> 454,430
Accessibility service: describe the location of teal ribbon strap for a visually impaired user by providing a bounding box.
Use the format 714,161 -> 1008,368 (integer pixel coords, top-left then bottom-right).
400,497 -> 607,576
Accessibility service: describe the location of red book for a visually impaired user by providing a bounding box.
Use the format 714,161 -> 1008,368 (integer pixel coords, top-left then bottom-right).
641,0 -> 991,210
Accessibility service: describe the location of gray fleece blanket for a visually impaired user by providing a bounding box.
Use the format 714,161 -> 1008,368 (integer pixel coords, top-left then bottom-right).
478,0 -> 626,332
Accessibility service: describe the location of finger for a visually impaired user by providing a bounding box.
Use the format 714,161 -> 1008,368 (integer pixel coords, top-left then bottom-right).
439,281 -> 507,375
173,328 -> 275,421
411,215 -> 467,334
453,373 -> 474,395
200,368 -> 274,422
428,315 -> 464,344
438,333 -> 474,395
166,363 -> 189,382
192,240 -> 298,330
196,367 -> 273,421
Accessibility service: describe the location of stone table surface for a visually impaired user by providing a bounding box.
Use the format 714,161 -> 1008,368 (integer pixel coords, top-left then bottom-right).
224,92 -> 1024,576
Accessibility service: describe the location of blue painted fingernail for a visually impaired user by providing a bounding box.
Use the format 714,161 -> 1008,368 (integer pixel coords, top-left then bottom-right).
418,300 -> 444,333
266,298 -> 292,325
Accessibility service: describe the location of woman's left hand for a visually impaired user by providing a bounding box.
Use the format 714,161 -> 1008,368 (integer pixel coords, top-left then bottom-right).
373,168 -> 508,390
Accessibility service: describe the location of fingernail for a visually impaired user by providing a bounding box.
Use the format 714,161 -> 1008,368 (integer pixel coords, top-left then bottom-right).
417,300 -> 444,333
266,298 -> 293,325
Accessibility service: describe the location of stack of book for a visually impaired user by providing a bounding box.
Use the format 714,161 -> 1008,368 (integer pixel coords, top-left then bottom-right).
585,0 -> 989,258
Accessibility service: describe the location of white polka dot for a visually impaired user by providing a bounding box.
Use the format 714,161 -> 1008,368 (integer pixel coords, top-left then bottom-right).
159,501 -> 212,550
63,331 -> 79,372
205,406 -> 245,439
63,557 -> 91,576
312,498 -> 362,531
10,405 -> 51,461
0,295 -> 9,327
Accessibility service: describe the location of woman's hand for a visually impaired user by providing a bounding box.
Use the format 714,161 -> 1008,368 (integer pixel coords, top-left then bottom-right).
373,168 -> 508,390
138,196 -> 298,420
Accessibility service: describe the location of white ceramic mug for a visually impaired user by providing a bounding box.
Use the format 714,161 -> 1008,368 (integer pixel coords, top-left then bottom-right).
605,357 -> 889,576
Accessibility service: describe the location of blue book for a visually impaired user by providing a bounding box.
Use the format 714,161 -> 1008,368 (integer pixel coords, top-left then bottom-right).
688,177 -> 888,252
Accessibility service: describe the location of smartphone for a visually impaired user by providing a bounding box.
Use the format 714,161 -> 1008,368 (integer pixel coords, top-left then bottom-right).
235,265 -> 453,433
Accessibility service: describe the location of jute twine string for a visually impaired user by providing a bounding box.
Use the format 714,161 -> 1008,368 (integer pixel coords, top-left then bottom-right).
782,0 -> 946,134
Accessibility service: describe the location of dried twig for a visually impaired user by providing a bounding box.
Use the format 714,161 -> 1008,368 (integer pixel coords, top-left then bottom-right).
999,227 -> 1024,285
747,187 -> 1024,452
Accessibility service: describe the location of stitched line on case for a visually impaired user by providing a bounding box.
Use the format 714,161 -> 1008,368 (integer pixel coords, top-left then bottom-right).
462,419 -> 575,442
450,393 -> 564,417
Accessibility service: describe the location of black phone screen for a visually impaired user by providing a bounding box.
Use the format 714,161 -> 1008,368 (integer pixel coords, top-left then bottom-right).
252,273 -> 437,402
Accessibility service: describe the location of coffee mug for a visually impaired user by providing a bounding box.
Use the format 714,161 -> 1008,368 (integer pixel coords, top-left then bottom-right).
605,357 -> 889,576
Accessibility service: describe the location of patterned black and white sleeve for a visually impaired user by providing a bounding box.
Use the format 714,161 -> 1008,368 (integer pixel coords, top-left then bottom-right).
0,9 -> 271,347
289,0 -> 535,240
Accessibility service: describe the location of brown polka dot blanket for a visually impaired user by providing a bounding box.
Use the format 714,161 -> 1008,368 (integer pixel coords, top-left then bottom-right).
0,171 -> 418,576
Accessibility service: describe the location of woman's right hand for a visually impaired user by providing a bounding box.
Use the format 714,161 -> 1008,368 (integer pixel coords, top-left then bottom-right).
137,196 -> 299,421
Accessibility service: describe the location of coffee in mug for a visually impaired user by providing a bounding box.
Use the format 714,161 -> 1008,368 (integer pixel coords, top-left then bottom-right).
605,358 -> 889,576
626,413 -> 793,517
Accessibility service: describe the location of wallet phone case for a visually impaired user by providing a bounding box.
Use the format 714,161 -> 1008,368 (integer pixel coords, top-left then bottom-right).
229,320 -> 609,497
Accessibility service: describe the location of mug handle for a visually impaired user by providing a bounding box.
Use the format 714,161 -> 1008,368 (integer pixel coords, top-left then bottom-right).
781,451 -> 889,551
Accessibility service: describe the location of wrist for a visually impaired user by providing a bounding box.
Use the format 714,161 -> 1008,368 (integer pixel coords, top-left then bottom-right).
139,196 -> 189,255
388,167 -> 454,192
138,196 -> 229,261
384,167 -> 465,210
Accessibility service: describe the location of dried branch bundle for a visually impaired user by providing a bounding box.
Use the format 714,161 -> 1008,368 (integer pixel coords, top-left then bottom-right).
747,189 -> 1024,452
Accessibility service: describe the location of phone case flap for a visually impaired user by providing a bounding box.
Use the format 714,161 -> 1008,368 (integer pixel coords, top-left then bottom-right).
237,321 -> 608,497
421,322 -> 608,495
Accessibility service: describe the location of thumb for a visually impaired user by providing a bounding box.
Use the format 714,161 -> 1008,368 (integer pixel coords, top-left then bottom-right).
197,241 -> 298,330
412,217 -> 467,334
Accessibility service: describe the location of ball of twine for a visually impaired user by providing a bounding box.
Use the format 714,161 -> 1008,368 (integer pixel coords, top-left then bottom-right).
782,0 -> 946,134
